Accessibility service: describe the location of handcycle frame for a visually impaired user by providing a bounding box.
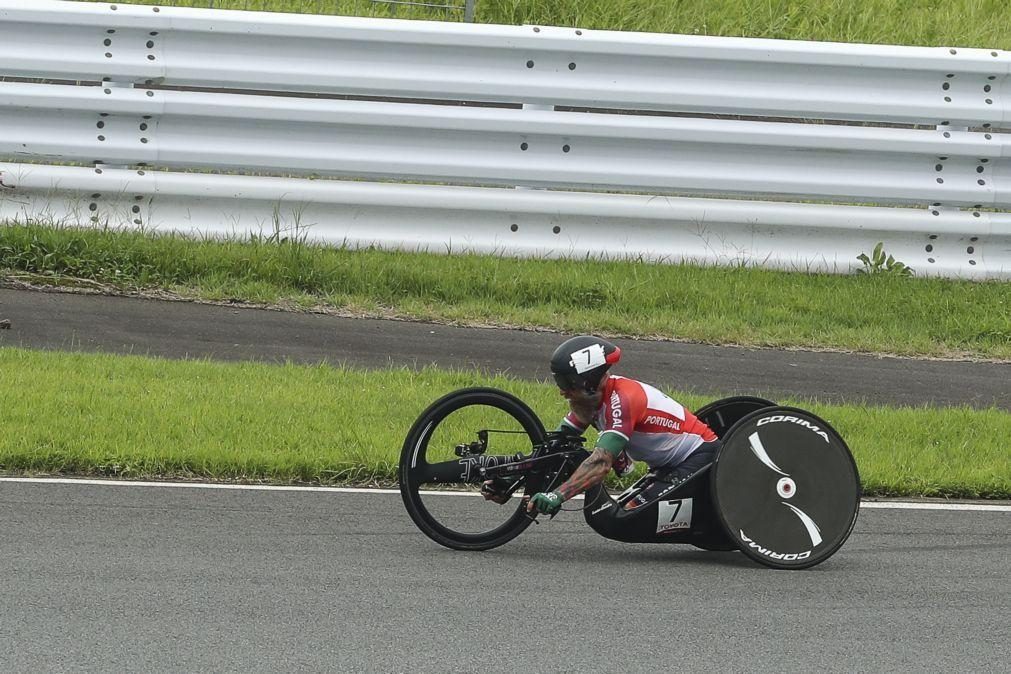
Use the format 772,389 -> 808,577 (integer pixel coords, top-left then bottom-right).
475,436 -> 733,550
400,388 -> 861,569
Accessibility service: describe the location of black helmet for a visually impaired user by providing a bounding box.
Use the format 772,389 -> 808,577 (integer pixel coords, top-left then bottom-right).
550,335 -> 621,392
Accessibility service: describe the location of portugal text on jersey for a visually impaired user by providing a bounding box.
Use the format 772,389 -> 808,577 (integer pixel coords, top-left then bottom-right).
564,376 -> 716,468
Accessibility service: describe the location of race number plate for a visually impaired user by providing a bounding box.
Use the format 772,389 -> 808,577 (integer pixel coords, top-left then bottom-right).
656,498 -> 693,534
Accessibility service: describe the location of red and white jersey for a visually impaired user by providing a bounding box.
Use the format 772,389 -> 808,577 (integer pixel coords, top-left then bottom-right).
563,375 -> 717,469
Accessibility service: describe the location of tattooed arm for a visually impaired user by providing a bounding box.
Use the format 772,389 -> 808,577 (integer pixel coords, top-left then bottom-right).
557,448 -> 615,500
526,448 -> 615,513
527,392 -> 632,515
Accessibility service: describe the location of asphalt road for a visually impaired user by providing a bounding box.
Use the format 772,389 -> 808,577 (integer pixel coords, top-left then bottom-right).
0,481 -> 1007,672
1,287 -> 1008,409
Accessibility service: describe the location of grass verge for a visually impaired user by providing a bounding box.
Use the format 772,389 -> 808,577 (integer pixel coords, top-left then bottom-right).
74,0 -> 1011,50
2,347 -> 1008,498
2,223 -> 1008,360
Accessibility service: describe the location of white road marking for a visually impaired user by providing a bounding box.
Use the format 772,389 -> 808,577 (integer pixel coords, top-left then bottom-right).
0,477 -> 1009,512
0,476 -> 491,497
859,500 -> 1011,512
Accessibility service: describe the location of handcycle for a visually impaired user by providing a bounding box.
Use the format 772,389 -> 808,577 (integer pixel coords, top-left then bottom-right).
399,388 -> 860,570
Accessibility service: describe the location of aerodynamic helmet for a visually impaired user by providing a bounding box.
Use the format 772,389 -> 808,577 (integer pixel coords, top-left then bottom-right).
549,335 -> 621,393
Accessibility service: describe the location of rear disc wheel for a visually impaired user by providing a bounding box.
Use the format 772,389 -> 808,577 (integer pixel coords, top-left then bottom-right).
711,407 -> 860,570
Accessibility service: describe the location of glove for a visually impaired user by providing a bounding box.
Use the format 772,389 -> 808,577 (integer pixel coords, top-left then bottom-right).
527,491 -> 563,515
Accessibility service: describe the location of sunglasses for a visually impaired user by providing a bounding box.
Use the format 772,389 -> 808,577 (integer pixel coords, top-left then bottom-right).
552,372 -> 582,390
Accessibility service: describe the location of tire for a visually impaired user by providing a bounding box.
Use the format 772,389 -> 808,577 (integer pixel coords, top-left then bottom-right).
710,406 -> 861,570
694,396 -> 777,438
399,387 -> 547,551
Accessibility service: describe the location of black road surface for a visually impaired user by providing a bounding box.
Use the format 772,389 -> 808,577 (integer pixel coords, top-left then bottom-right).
1,288 -> 1008,409
0,482 -> 1007,672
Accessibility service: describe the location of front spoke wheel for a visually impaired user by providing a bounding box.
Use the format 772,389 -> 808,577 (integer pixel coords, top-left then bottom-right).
399,388 -> 547,551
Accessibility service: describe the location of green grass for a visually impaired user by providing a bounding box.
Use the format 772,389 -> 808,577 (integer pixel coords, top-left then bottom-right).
75,0 -> 1011,49
2,223 -> 1009,360
1,347 -> 1008,498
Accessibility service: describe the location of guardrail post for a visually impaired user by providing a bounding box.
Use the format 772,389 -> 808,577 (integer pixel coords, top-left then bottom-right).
516,103 -> 555,192
91,81 -> 134,229
95,81 -> 132,172
924,123 -> 986,273
464,0 -> 475,22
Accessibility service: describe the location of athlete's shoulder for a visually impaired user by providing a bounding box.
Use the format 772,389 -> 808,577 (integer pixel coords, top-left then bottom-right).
627,378 -> 687,419
605,376 -> 649,410
610,376 -> 665,401
608,375 -> 646,394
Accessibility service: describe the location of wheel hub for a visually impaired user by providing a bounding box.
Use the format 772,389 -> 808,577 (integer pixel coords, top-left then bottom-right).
776,477 -> 797,499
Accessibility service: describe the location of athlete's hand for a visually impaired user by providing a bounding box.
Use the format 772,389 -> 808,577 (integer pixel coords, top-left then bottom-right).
527,491 -> 563,515
481,480 -> 509,504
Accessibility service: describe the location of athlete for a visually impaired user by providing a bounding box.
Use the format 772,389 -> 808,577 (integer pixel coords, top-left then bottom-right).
489,335 -> 719,516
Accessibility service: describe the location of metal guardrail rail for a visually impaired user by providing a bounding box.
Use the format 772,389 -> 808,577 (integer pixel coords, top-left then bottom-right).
0,0 -> 1009,278
0,1 -> 1007,124
4,163 -> 1005,279
2,81 -> 1008,207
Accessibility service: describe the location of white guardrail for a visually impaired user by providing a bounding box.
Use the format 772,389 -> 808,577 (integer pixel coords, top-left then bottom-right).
1,1 -> 1009,278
